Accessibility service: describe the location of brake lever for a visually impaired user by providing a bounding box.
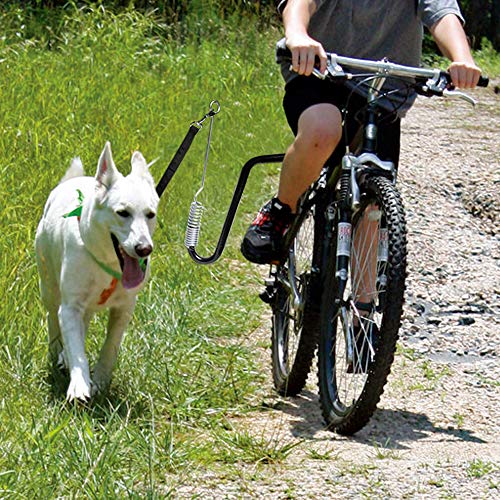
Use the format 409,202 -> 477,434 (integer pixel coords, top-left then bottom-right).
312,67 -> 327,80
287,52 -> 350,81
443,88 -> 477,107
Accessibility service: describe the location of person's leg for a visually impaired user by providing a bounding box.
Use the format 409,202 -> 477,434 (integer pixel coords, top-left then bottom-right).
352,205 -> 380,305
277,103 -> 342,212
240,104 -> 342,264
348,116 -> 401,372
352,116 -> 401,307
241,77 -> 354,264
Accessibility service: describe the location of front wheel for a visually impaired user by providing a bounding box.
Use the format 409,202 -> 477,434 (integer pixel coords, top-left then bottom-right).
318,176 -> 407,435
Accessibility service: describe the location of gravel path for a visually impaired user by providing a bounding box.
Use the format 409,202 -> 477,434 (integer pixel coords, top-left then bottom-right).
176,86 -> 499,498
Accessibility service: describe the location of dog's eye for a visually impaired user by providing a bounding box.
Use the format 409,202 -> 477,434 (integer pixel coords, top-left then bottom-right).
116,210 -> 131,218
146,212 -> 156,220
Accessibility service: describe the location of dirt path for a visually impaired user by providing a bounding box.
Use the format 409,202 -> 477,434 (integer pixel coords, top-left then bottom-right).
177,86 -> 499,498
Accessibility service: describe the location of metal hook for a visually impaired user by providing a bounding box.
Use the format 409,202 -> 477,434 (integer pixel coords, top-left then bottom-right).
192,100 -> 221,128
209,100 -> 221,115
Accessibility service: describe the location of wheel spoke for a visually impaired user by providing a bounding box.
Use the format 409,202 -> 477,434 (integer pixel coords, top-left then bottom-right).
271,208 -> 320,396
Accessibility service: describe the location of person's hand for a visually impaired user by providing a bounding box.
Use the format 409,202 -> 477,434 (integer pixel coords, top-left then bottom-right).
448,61 -> 481,89
286,33 -> 327,76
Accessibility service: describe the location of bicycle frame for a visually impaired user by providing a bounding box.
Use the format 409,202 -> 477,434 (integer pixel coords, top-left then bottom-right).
162,52 -> 486,268
275,73 -> 399,314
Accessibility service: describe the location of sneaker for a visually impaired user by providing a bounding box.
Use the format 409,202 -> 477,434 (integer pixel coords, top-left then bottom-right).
241,197 -> 294,264
347,319 -> 379,374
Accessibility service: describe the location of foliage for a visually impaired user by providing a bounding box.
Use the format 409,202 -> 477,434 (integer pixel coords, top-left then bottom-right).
6,0 -> 278,22
0,3 -> 498,496
459,0 -> 500,50
8,1 -> 500,50
423,37 -> 500,77
0,5 -> 290,496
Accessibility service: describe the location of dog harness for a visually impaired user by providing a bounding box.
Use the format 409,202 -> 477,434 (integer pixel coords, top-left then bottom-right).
63,190 -> 144,305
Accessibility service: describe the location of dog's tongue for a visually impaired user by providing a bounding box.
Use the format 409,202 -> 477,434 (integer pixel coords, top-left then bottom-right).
121,254 -> 145,289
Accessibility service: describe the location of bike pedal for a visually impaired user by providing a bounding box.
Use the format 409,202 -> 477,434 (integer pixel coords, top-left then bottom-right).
259,286 -> 275,304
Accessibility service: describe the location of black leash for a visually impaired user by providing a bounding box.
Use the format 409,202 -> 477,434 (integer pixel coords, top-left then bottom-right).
156,101 -> 220,198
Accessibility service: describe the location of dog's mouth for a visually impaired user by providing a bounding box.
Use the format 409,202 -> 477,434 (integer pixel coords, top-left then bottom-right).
111,234 -> 147,289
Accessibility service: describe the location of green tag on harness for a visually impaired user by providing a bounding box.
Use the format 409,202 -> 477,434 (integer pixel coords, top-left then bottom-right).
63,189 -> 84,218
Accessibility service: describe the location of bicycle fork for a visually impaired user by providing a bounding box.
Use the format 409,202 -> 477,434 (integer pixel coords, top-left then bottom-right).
329,158 -> 390,366
327,159 -> 358,364
334,159 -> 353,302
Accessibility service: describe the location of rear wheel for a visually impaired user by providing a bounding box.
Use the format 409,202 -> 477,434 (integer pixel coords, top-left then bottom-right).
271,207 -> 321,396
318,176 -> 407,434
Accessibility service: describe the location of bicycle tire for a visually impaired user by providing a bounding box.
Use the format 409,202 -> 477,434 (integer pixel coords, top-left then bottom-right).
318,175 -> 407,435
271,206 -> 322,396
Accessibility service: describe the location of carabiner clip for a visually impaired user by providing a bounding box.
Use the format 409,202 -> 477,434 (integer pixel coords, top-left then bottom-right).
192,100 -> 221,129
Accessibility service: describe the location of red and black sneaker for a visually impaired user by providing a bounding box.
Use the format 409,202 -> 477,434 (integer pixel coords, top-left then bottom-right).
241,197 -> 294,264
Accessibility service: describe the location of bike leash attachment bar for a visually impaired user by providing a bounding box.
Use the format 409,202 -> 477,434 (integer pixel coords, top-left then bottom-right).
185,153 -> 285,265
155,100 -> 284,265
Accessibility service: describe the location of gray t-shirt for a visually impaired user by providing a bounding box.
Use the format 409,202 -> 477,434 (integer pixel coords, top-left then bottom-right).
277,0 -> 464,115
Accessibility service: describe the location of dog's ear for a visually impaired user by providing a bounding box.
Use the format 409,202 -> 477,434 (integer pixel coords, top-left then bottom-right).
95,142 -> 119,197
131,151 -> 150,178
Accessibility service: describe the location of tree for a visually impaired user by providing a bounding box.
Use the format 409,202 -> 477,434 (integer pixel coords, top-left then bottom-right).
460,0 -> 499,50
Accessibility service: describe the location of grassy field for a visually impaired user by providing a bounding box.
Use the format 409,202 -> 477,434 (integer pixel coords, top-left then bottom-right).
1,4 -> 498,497
0,5 -> 292,497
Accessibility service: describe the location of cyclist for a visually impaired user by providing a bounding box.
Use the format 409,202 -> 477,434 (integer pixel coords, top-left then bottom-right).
240,0 -> 481,265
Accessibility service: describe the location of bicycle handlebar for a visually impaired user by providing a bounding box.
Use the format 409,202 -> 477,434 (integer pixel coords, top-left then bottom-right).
275,45 -> 489,90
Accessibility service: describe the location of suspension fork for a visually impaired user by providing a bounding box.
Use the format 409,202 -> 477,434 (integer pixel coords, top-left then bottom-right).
333,87 -> 385,302
333,157 -> 354,304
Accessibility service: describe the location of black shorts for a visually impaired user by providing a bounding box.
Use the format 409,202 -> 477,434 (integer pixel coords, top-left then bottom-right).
283,76 -> 401,168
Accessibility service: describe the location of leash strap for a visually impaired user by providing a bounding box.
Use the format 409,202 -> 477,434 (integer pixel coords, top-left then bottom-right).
156,124 -> 200,198
156,101 -> 220,198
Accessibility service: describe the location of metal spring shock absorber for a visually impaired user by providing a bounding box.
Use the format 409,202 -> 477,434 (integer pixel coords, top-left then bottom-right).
184,101 -> 220,249
339,154 -> 352,207
335,154 -> 353,294
185,199 -> 204,248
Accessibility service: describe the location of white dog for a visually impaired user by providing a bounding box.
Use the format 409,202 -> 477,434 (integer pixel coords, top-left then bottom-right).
35,142 -> 159,401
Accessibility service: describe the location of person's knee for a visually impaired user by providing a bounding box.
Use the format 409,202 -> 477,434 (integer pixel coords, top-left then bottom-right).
295,105 -> 342,158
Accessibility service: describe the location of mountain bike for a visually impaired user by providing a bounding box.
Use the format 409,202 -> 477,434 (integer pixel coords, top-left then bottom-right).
265,47 -> 488,434
159,51 -> 486,436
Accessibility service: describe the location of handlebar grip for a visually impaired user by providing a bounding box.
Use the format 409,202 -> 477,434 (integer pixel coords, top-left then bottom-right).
438,70 -> 489,89
478,75 -> 489,88
275,44 -> 292,64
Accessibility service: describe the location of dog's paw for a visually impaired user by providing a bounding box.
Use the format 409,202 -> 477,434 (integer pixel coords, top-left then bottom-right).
57,350 -> 69,371
66,373 -> 92,402
91,373 -> 110,397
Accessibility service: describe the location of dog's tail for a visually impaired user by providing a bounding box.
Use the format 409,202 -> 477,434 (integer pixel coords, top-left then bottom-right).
60,157 -> 85,184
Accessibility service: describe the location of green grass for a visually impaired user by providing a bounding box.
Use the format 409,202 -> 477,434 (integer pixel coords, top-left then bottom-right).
370,438 -> 403,461
2,4 -> 499,496
423,38 -> 500,78
466,459 -> 497,479
0,4 -> 291,496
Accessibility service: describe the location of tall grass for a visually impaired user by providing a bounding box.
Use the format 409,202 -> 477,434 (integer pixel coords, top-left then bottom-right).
0,4 -> 291,496
2,4 -> 498,496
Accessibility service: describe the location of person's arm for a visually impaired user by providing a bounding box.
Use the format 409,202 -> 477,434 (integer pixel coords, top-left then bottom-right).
282,0 -> 327,76
429,13 -> 481,88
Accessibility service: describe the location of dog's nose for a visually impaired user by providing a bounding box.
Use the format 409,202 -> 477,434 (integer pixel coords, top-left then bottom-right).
135,244 -> 153,258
